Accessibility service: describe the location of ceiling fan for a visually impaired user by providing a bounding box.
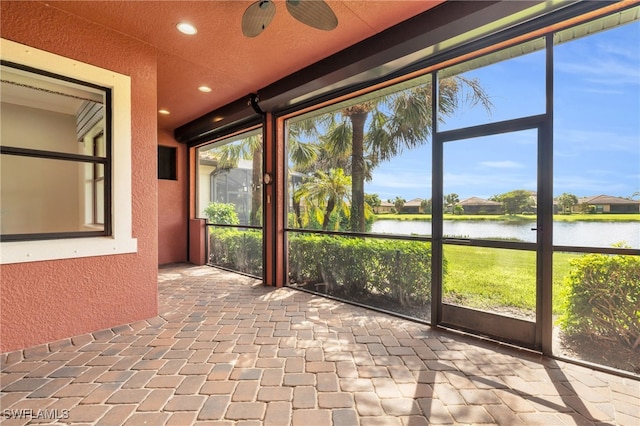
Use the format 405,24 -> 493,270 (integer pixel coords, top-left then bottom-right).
242,0 -> 338,38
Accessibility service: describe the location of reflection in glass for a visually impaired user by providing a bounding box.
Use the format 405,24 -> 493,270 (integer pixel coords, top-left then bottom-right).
0,64 -> 106,156
0,62 -> 109,240
0,155 -> 104,235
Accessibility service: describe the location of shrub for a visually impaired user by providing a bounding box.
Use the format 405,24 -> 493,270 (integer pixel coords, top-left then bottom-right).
289,234 -> 437,305
288,234 -> 324,283
558,254 -> 640,347
209,228 -> 262,276
204,202 -> 239,225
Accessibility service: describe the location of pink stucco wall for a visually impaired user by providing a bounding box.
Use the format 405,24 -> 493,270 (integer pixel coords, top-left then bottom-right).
0,1 -> 159,353
158,130 -> 188,265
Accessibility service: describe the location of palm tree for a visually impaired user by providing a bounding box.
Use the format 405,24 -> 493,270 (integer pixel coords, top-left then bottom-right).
444,193 -> 460,213
420,198 -> 432,214
215,134 -> 262,226
300,76 -> 491,232
495,189 -> 534,215
556,192 -> 578,214
296,168 -> 351,230
393,196 -> 406,213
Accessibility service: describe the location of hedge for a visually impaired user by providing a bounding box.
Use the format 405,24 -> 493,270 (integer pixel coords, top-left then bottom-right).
289,234 -> 436,305
209,228 -> 262,277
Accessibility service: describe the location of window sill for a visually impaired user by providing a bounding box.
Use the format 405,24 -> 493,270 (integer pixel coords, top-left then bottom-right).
1,237 -> 138,264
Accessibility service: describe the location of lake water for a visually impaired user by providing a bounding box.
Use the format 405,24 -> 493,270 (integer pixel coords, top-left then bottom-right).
371,220 -> 640,249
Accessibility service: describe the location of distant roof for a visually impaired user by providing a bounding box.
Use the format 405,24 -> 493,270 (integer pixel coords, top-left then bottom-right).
578,195 -> 640,205
459,197 -> 502,206
405,198 -> 424,206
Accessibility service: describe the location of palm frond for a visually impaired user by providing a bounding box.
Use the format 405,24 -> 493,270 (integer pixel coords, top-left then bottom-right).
325,121 -> 352,156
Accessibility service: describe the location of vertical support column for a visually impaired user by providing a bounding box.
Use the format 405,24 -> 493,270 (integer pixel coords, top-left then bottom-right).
189,219 -> 206,265
186,144 -> 197,263
539,34 -> 555,354
431,72 -> 443,326
263,113 -> 286,287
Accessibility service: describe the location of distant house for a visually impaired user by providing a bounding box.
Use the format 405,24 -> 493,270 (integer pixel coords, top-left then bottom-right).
403,198 -> 424,214
458,197 -> 502,214
375,201 -> 395,214
198,156 -> 254,224
573,195 -> 640,213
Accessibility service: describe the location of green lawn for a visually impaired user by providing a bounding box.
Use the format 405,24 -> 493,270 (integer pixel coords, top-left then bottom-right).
443,245 -> 581,315
376,213 -> 640,222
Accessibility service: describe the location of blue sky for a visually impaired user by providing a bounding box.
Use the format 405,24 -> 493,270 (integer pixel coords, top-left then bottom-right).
365,20 -> 640,202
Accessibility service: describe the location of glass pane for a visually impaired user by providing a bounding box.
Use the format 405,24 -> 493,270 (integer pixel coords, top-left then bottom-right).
0,155 -> 104,235
553,251 -> 639,375
286,75 -> 433,236
93,132 -> 106,158
197,128 -> 263,226
437,38 -> 545,131
0,64 -> 106,156
553,19 -> 640,250
443,245 -> 536,321
208,226 -> 262,277
95,180 -> 105,225
288,233 -> 432,321
443,130 -> 538,241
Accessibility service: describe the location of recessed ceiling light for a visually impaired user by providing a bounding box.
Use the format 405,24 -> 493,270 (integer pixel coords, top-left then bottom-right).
213,116 -> 224,122
198,86 -> 212,93
159,109 -> 170,115
176,22 -> 197,35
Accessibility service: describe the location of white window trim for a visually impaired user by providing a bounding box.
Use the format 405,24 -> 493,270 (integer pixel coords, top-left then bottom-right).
1,38 -> 137,264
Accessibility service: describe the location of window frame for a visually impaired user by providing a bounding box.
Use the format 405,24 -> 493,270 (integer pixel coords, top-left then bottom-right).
0,38 -> 137,264
1,60 -> 112,241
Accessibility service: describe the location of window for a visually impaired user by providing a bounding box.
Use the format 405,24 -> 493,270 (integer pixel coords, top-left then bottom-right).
158,145 -> 177,180
0,38 -> 136,264
1,61 -> 110,240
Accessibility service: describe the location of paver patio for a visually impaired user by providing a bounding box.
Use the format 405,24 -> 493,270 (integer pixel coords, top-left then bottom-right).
1,264 -> 638,425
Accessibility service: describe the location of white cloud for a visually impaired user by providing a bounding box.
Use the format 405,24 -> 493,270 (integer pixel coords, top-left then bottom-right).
555,129 -> 639,154
480,160 -> 524,169
367,171 -> 429,189
556,59 -> 639,86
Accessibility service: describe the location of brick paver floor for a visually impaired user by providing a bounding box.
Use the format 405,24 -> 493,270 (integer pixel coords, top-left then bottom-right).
1,264 -> 638,425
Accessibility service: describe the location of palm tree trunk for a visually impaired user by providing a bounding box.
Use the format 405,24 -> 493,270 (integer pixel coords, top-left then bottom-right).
250,147 -> 262,226
323,198 -> 335,230
293,196 -> 303,227
349,113 -> 367,232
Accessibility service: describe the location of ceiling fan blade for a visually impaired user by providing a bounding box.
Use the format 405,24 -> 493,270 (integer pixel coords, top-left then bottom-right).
286,0 -> 338,31
242,0 -> 276,37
